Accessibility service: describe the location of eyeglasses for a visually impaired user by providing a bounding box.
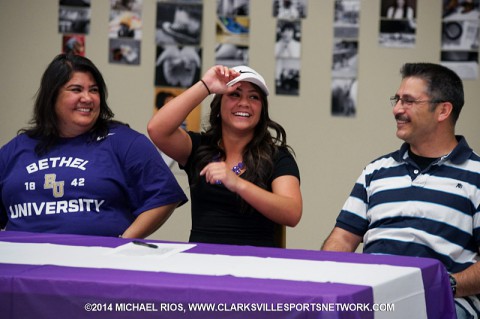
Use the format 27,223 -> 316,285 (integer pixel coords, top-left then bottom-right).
390,95 -> 444,108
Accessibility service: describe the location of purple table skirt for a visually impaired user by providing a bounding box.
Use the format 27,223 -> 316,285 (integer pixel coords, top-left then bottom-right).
0,231 -> 456,319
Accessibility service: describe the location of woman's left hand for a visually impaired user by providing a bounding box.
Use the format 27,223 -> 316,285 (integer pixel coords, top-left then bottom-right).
200,161 -> 240,192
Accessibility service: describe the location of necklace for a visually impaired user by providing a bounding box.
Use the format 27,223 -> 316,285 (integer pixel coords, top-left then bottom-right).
213,153 -> 245,175
232,162 -> 245,175
213,159 -> 244,185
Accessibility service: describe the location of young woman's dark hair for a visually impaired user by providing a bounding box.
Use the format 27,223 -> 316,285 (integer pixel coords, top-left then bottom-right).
19,53 -> 116,155
191,84 -> 293,212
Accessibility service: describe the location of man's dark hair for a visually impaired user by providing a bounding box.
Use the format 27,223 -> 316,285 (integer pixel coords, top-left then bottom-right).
400,62 -> 464,124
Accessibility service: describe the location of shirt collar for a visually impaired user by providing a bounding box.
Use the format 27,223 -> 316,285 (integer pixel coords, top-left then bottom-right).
394,135 -> 472,165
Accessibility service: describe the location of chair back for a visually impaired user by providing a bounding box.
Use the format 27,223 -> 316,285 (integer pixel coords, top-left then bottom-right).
274,224 -> 286,248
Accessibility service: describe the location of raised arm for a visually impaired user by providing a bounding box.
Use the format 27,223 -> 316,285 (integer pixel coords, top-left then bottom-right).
147,65 -> 241,166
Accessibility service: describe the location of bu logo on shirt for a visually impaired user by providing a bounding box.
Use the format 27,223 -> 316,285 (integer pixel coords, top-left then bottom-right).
44,174 -> 65,198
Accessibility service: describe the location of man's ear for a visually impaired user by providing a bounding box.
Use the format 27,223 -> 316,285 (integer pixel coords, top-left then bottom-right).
437,101 -> 453,122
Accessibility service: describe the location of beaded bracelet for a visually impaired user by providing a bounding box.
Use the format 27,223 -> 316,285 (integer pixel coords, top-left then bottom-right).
200,79 -> 211,95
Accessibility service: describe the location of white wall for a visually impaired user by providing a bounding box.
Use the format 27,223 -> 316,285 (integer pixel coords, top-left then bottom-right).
1,0 -> 479,250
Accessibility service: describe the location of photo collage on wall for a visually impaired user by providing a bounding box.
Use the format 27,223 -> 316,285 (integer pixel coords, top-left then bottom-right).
58,0 -> 91,56
273,0 -> 308,96
441,0 -> 480,80
108,0 -> 143,65
154,0 -> 203,140
215,0 -> 250,68
378,0 -> 417,48
331,0 -> 360,118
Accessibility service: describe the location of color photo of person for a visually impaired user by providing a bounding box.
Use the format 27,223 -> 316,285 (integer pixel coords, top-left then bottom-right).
62,35 -> 85,56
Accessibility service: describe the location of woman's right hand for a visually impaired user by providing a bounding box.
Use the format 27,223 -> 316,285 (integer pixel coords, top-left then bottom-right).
199,161 -> 242,193
201,65 -> 241,95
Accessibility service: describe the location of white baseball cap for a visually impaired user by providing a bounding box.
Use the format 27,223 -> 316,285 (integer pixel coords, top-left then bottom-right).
227,65 -> 269,96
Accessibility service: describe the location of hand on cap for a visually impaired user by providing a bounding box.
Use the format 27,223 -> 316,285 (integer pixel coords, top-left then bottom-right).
201,65 -> 241,95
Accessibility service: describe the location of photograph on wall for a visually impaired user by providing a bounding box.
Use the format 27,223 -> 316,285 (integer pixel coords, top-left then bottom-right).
109,38 -> 141,65
332,0 -> 359,117
275,20 -> 302,59
272,0 -> 307,96
217,0 -> 249,16
215,0 -> 250,66
334,0 -> 359,38
378,0 -> 417,48
443,0 -> 479,19
331,77 -> 357,117
109,2 -> 143,40
216,14 -> 249,47
154,87 -> 200,132
332,40 -> 358,78
156,1 -> 202,46
108,0 -> 143,65
155,45 -> 202,88
440,0 -> 479,79
58,0 -> 91,34
215,43 -> 249,68
272,0 -> 308,20
153,0 -> 203,167
274,20 -> 302,96
62,34 -> 85,56
111,0 -> 142,11
275,58 -> 300,95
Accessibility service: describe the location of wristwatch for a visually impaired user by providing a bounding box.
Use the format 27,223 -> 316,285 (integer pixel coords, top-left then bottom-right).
449,274 -> 457,296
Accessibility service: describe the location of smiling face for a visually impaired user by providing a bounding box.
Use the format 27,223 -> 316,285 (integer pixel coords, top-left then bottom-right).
220,81 -> 263,135
392,77 -> 441,146
55,71 -> 101,138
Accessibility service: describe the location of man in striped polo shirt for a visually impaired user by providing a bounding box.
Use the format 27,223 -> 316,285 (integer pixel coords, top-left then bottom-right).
322,62 -> 480,319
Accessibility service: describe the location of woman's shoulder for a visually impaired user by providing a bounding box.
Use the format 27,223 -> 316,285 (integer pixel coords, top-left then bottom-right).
188,131 -> 211,148
106,122 -> 144,140
271,145 -> 300,180
0,133 -> 36,165
1,133 -> 35,150
108,121 -> 136,133
102,123 -> 162,161
94,122 -> 152,155
275,145 -> 295,159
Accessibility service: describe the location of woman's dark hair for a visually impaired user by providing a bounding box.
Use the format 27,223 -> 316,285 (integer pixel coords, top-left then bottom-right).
19,53 -> 115,155
191,83 -> 293,212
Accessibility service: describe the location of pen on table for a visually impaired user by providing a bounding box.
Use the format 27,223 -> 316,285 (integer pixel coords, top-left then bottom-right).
132,240 -> 158,249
